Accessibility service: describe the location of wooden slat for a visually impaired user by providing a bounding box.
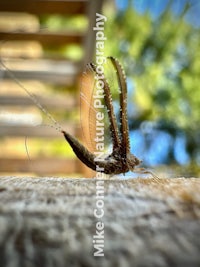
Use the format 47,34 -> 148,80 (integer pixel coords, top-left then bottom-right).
1,58 -> 79,84
0,95 -> 76,109
0,31 -> 84,46
0,157 -> 78,174
1,70 -> 76,84
0,124 -> 76,137
0,0 -> 87,15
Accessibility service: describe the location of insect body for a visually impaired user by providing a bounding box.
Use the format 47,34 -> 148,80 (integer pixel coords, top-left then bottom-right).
62,57 -> 141,174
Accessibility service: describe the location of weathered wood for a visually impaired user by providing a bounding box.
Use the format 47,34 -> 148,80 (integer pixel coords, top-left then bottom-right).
0,177 -> 199,267
0,0 -> 87,15
0,30 -> 84,46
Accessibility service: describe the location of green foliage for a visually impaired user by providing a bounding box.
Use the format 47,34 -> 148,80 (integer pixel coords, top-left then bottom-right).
104,2 -> 200,129
103,1 -> 200,171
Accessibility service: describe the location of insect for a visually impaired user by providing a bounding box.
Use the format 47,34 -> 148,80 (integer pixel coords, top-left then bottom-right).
62,57 -> 142,175
1,56 -> 155,176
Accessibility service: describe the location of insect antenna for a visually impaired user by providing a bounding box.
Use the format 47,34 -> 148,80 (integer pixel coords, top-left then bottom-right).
25,136 -> 31,162
0,59 -> 63,133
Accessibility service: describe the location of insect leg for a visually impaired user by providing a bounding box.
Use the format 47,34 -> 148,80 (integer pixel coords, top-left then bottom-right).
89,62 -> 121,151
108,57 -> 130,155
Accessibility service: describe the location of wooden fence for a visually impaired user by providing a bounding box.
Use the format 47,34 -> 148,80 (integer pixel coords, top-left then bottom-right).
0,0 -> 103,176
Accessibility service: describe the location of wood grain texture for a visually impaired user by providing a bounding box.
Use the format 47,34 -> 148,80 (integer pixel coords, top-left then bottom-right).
0,176 -> 199,267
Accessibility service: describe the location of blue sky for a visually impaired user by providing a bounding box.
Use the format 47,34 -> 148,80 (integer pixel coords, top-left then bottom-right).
116,0 -> 200,27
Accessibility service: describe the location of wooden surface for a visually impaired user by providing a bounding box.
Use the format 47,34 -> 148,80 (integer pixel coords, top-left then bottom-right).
0,176 -> 199,267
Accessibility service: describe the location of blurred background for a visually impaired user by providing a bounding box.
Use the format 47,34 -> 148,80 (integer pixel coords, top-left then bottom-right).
104,0 -> 200,178
0,0 -> 200,178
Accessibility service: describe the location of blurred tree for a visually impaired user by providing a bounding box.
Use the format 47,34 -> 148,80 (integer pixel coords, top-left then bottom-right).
103,0 -> 200,175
